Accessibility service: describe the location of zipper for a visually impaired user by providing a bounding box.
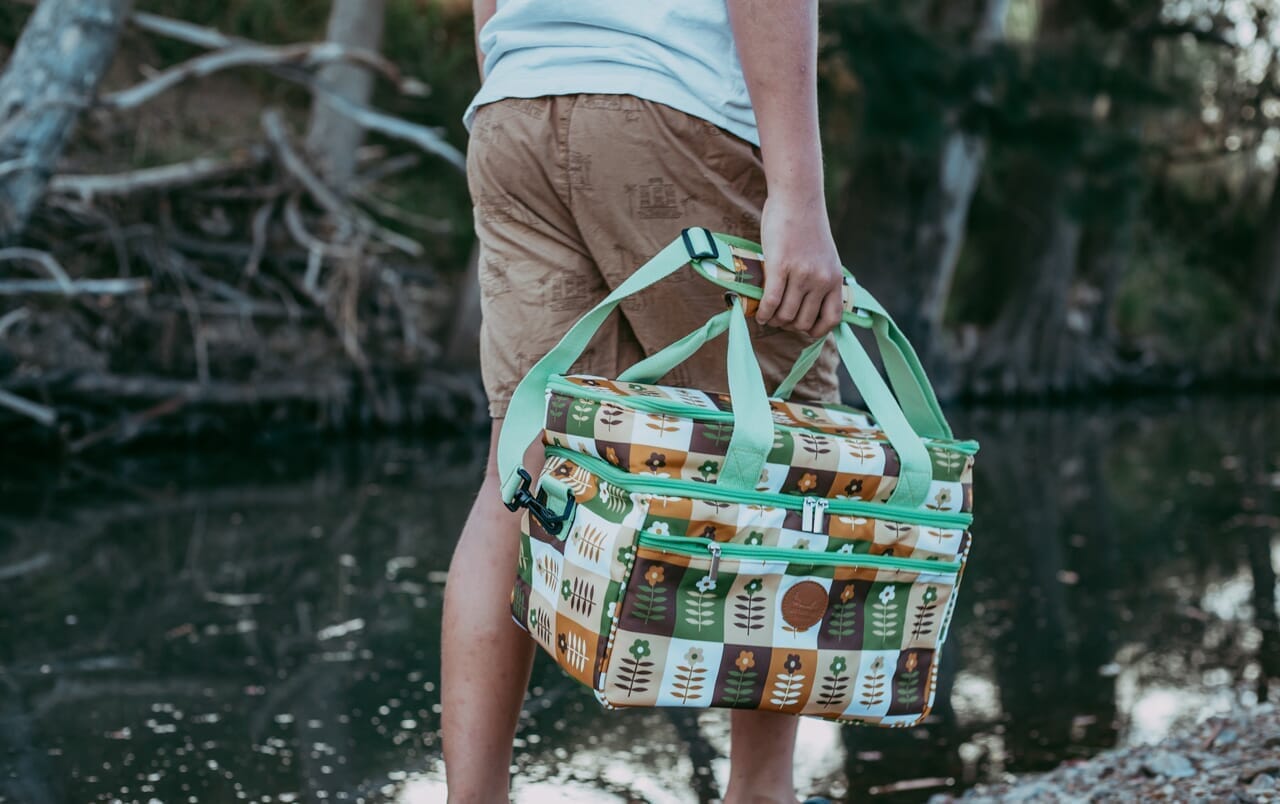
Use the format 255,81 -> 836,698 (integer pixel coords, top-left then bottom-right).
547,376 -> 981,456
638,532 -> 962,583
802,497 -> 829,533
545,446 -> 972,529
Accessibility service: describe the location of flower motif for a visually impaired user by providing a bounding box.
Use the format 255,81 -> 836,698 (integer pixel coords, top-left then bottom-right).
560,579 -> 572,600
735,650 -> 755,671
629,639 -> 651,660
583,378 -> 601,386
905,651 -> 918,672
793,538 -> 810,551
744,578 -> 763,595
616,546 -> 632,564
648,521 -> 670,537
684,647 -> 704,665
644,565 -> 665,587
845,478 -> 864,496
645,452 -> 667,471
801,407 -> 819,420
700,525 -> 718,540
870,656 -> 884,672
557,633 -> 567,652
744,532 -> 764,546
933,488 -> 953,507
829,656 -> 848,675
878,585 -> 896,605
783,653 -> 802,673
695,575 -> 716,593
605,447 -> 622,466
837,543 -> 855,555
797,473 -> 818,493
697,460 -> 720,477
922,586 -> 938,604
840,583 -> 856,603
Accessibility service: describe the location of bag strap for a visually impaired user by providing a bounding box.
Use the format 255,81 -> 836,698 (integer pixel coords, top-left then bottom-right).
497,231 -> 733,504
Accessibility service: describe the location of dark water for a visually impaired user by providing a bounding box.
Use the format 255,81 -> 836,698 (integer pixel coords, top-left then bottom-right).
1,395 -> 1277,804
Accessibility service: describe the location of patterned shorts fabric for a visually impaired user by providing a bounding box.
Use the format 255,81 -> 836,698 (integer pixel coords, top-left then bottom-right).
511,374 -> 977,726
466,93 -> 841,417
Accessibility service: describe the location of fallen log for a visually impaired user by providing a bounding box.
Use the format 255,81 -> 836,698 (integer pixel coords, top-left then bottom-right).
0,0 -> 133,241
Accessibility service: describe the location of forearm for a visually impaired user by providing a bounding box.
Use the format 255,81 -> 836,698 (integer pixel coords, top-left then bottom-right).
473,0 -> 497,79
726,0 -> 826,205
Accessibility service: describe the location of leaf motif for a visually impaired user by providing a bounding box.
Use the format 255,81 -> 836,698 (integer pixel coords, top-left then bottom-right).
683,588 -> 717,630
644,413 -> 680,434
634,583 -> 668,623
569,577 -> 596,616
672,662 -> 707,703
561,632 -> 590,672
721,669 -> 758,705
825,599 -> 858,639
769,671 -> 805,708
859,670 -> 886,707
817,673 -> 851,708
536,554 -> 559,590
572,524 -> 606,563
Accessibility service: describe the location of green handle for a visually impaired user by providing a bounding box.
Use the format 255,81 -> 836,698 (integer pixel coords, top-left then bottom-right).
497,229 -> 944,509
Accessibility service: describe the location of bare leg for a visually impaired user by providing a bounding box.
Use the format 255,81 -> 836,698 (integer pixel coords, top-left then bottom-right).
441,422 -> 538,803
723,710 -> 801,804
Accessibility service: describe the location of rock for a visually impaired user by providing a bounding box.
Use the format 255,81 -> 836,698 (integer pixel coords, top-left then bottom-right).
1247,774 -> 1277,792
1143,751 -> 1197,779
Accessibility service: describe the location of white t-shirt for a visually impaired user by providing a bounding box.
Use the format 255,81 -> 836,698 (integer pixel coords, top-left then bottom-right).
463,0 -> 759,145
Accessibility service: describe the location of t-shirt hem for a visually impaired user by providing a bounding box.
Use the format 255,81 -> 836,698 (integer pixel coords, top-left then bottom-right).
463,76 -> 760,147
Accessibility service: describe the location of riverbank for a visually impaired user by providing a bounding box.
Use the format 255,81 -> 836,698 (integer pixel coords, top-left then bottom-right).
932,705 -> 1280,803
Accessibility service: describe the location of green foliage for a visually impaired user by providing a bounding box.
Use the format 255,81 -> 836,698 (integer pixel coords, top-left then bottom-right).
1115,226 -> 1245,363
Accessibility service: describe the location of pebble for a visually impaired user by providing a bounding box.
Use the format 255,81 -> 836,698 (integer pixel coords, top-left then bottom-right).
935,707 -> 1280,803
1143,751 -> 1197,779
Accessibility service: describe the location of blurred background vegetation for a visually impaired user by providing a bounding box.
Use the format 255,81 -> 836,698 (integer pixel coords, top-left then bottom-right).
0,0 -> 1276,451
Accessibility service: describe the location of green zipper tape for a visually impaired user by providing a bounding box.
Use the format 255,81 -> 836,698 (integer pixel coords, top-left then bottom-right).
547,377 -> 981,456
637,532 -> 962,574
545,445 -> 973,529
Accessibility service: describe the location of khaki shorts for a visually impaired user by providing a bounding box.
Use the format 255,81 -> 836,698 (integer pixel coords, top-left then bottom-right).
466,93 -> 840,418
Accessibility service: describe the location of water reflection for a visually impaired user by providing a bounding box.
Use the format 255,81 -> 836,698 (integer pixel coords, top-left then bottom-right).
0,395 -> 1276,803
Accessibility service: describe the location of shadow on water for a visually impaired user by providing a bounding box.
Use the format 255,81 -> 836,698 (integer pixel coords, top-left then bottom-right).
0,395 -> 1277,803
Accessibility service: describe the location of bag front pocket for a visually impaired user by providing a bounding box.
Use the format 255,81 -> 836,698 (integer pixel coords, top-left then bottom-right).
600,533 -> 963,725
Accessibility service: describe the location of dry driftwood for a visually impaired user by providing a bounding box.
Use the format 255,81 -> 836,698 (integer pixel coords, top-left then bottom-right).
49,147 -> 270,200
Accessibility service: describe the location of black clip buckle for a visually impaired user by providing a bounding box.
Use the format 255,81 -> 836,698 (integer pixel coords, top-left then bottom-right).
681,227 -> 719,261
503,469 -> 577,536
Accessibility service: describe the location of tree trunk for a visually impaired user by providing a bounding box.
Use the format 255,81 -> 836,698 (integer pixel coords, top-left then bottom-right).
969,163 -> 1088,396
0,0 -> 132,242
305,0 -> 387,186
444,242 -> 482,368
1250,169 -> 1280,361
831,0 -> 1008,385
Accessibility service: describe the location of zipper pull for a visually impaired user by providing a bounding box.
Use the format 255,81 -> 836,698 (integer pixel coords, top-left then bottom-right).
812,499 -> 829,533
706,543 -> 722,583
802,497 -> 816,532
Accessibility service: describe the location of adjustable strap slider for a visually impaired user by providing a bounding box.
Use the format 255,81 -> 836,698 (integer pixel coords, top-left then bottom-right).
681,227 -> 719,262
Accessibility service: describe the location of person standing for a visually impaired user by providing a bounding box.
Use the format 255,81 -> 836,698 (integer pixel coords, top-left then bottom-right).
441,2 -> 846,801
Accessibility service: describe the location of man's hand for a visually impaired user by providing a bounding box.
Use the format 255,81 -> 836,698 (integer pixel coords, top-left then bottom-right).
756,193 -> 845,338
726,0 -> 843,339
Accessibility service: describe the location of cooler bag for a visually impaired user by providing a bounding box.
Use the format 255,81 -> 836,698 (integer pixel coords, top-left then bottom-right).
496,228 -> 978,726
